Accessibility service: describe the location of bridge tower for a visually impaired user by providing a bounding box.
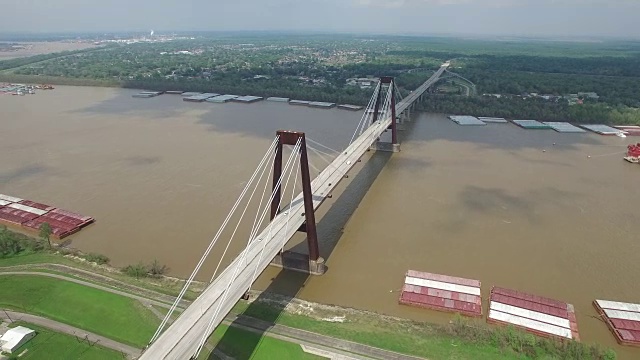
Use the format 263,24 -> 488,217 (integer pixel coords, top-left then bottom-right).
371,76 -> 400,152
269,130 -> 326,275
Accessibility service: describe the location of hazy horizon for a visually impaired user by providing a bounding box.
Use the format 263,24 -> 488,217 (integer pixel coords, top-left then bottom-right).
2,0 -> 640,39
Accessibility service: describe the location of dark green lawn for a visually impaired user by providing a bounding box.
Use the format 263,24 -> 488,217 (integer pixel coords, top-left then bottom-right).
0,275 -> 158,348
200,324 -> 325,360
6,322 -> 122,360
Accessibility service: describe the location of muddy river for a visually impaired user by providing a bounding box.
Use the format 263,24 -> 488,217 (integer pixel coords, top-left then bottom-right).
1,86 -> 638,358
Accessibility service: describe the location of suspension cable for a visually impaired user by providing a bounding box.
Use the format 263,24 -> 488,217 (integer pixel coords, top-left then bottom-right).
307,145 -> 344,181
243,142 -> 299,265
308,159 -> 321,175
350,81 -> 380,145
308,146 -> 333,166
359,82 -> 380,135
148,136 -> 279,345
394,82 -> 404,102
248,143 -> 301,292
379,83 -> 393,122
208,147 -> 275,283
306,137 -> 340,154
192,139 -> 302,358
306,144 -> 336,160
246,151 -> 277,255
356,90 -> 376,139
241,140 -> 300,269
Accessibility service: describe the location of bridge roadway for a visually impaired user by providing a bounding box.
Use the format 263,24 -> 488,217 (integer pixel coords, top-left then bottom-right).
396,62 -> 448,114
139,62 -> 449,360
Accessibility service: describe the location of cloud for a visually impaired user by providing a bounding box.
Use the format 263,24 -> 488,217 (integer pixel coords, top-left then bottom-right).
354,0 -> 640,7
354,0 -> 517,7
0,0 -> 639,36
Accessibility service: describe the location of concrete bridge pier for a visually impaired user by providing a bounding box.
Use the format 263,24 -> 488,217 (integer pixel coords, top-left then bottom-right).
396,116 -> 405,131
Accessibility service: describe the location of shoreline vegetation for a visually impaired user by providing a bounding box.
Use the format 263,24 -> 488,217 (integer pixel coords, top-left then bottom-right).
3,72 -> 638,127
0,226 -> 618,359
0,225 -> 204,298
1,35 -> 639,125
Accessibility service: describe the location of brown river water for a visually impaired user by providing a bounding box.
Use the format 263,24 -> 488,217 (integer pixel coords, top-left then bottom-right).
1,86 -> 638,358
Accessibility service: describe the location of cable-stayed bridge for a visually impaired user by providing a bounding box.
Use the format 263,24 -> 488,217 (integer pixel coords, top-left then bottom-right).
139,61 -> 449,360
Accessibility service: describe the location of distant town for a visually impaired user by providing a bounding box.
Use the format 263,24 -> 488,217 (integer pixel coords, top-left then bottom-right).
1,32 -> 639,124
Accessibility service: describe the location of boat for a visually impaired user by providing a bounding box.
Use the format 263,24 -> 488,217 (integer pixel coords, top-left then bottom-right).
625,143 -> 640,164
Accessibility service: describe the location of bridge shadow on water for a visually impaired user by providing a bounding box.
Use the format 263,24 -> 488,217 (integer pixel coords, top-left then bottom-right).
208,138 -> 398,359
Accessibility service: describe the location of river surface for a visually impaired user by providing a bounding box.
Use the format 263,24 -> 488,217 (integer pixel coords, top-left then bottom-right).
1,86 -> 638,358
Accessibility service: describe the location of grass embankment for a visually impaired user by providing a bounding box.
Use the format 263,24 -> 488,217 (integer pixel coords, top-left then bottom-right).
0,252 -> 201,300
0,275 -> 158,348
232,301 -> 512,360
231,296 -> 616,360
4,322 -> 122,360
0,225 -> 201,300
198,325 -> 325,360
0,229 -> 617,359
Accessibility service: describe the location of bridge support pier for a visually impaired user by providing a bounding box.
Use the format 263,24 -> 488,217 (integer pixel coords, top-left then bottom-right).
403,108 -> 411,122
396,116 -> 405,131
268,130 -> 326,275
371,76 -> 400,153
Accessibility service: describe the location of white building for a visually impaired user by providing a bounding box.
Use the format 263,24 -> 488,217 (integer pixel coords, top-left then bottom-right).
0,326 -> 36,353
346,77 -> 378,89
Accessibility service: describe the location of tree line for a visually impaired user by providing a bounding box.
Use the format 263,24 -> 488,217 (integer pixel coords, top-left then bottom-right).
419,95 -> 640,125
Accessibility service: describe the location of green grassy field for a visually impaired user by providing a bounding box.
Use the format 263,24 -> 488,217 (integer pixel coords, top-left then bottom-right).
231,300 -> 615,360
230,301 -> 517,360
0,252 -> 200,300
0,250 -> 615,359
0,252 -> 67,266
198,324 -> 325,360
5,322 -> 122,360
0,275 -> 158,348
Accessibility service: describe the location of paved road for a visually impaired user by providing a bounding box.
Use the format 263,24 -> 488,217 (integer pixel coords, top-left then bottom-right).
0,310 -> 141,359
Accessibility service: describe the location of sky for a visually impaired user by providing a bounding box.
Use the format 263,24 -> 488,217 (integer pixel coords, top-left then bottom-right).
1,0 -> 639,38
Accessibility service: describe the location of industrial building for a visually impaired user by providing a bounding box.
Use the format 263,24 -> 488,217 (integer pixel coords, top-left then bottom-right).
0,326 -> 36,354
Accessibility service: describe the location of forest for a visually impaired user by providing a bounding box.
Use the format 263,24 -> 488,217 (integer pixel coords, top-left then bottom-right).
1,33 -> 639,124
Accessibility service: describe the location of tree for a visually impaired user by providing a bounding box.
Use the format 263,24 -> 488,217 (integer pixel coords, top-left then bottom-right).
39,222 -> 52,248
148,259 -> 168,277
122,263 -> 149,279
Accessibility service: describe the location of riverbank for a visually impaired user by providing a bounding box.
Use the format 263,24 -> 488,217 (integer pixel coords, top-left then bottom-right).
0,242 -> 618,359
2,87 -> 638,357
235,290 -> 617,360
0,41 -> 99,60
0,226 -> 205,300
0,74 -> 118,87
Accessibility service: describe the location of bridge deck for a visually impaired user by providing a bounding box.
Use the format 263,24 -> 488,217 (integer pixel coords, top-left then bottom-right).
396,64 -> 447,114
139,63 -> 448,360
